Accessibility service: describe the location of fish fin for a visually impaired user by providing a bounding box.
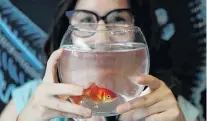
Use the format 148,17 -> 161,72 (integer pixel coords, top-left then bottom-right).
84,90 -> 91,97
97,90 -> 104,101
91,99 -> 101,104
70,96 -> 83,104
84,82 -> 97,96
88,82 -> 97,88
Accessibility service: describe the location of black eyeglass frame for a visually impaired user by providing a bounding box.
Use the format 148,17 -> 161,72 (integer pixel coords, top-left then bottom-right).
65,8 -> 134,24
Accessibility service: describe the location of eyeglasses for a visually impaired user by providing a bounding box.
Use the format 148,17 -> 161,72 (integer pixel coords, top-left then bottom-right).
66,9 -> 134,25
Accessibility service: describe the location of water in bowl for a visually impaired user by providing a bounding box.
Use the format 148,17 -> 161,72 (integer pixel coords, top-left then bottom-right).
58,42 -> 149,116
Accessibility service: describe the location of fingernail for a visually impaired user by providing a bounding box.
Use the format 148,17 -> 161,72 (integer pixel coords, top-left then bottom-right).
116,105 -> 124,113
71,85 -> 83,95
76,87 -> 83,95
137,76 -> 143,83
56,48 -> 63,53
116,102 -> 131,114
83,109 -> 92,117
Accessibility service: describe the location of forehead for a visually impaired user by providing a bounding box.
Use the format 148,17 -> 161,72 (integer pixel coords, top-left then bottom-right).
75,0 -> 129,16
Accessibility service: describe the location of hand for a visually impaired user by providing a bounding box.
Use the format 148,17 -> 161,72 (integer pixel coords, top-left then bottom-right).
17,49 -> 92,121
80,116 -> 106,121
116,75 -> 186,121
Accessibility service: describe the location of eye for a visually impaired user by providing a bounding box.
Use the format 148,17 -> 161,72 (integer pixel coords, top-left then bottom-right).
107,95 -> 111,99
80,17 -> 95,23
114,17 -> 126,23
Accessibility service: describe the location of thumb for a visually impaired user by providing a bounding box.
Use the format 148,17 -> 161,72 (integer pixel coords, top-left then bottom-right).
137,75 -> 161,91
43,48 -> 64,83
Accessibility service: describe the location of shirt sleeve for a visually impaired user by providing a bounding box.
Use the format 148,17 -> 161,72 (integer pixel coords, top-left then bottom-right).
11,80 -> 67,121
11,80 -> 41,114
178,95 -> 199,121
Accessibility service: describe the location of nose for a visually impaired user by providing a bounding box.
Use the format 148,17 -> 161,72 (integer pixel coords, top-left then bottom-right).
97,20 -> 107,30
94,20 -> 111,43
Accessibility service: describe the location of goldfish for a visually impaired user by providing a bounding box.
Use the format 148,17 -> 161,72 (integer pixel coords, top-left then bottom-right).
69,83 -> 117,104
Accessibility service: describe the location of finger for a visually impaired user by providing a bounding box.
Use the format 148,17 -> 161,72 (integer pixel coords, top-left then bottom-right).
38,83 -> 83,96
119,108 -> 145,121
81,116 -> 107,121
117,86 -> 172,113
43,48 -> 64,82
140,87 -> 151,96
43,107 -> 88,120
119,99 -> 177,121
137,75 -> 162,90
145,108 -> 180,121
43,96 -> 92,118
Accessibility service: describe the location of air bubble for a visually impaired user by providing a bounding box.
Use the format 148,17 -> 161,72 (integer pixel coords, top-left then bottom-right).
94,105 -> 99,108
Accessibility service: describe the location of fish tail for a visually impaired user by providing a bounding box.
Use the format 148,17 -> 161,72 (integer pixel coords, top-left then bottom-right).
70,96 -> 83,104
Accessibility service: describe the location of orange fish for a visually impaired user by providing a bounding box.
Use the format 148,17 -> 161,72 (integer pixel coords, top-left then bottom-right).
70,83 -> 117,104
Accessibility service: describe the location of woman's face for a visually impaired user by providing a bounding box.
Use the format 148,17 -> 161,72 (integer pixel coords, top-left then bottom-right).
60,0 -> 142,91
69,0 -> 134,45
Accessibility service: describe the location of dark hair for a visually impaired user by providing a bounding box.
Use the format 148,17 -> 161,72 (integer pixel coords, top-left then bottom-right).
44,0 -> 160,59
43,0 -> 185,110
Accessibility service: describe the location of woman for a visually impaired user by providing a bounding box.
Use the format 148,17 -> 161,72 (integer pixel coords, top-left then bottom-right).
0,0 -> 188,121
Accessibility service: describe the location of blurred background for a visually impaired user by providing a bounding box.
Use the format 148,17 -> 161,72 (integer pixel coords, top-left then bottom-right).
0,0 -> 206,120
